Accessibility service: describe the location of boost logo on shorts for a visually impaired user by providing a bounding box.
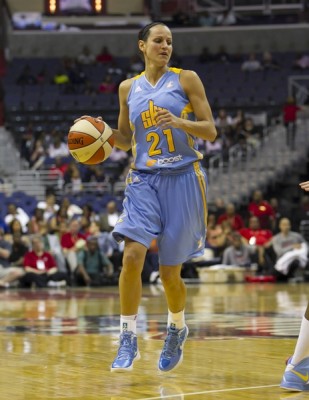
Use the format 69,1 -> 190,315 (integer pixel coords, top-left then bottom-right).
146,154 -> 183,167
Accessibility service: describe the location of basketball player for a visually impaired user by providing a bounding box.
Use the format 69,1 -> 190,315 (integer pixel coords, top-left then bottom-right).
77,22 -> 216,372
281,180 -> 309,391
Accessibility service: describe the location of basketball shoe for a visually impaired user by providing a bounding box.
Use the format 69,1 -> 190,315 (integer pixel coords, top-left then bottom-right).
111,331 -> 140,372
158,325 -> 188,372
281,356 -> 309,391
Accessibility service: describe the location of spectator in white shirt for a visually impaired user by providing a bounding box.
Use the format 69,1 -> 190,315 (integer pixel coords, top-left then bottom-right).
77,45 -> 96,65
109,147 -> 129,163
37,193 -> 60,221
48,133 -> 69,159
4,203 -> 29,233
215,108 -> 233,129
241,53 -> 262,72
205,138 -> 223,155
99,201 -> 120,232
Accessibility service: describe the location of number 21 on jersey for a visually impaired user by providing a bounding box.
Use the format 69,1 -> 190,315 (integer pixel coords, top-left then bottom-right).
146,129 -> 176,156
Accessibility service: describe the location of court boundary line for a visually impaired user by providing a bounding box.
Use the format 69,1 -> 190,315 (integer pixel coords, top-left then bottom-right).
139,384 -> 279,399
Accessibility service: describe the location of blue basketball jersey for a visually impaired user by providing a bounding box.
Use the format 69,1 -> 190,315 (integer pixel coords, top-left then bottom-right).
127,67 -> 203,170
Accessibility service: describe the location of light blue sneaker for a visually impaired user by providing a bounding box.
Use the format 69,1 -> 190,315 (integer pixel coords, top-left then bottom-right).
281,356 -> 309,391
158,325 -> 189,372
111,331 -> 140,372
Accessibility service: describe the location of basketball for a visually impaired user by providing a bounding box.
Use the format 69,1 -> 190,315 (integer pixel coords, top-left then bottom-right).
67,117 -> 114,165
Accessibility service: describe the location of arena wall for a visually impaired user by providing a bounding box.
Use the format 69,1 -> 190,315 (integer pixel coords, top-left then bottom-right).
6,23 -> 309,58
107,0 -> 144,15
6,0 -> 44,13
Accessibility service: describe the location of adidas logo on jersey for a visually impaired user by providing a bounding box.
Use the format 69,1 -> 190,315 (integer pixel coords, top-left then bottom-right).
135,85 -> 142,93
132,176 -> 140,183
166,81 -> 174,88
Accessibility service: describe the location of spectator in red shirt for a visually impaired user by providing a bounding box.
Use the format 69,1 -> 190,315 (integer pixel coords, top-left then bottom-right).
96,46 -> 114,64
61,219 -> 86,274
22,235 -> 68,288
48,156 -> 69,181
248,190 -> 275,230
217,202 -> 244,231
283,96 -> 302,150
239,216 -> 273,246
98,74 -> 116,94
239,216 -> 273,271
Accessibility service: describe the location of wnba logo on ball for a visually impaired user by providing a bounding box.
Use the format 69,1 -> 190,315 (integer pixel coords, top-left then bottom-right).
68,138 -> 84,145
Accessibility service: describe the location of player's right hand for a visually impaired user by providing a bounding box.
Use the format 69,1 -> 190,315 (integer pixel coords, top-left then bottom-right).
74,115 -> 103,123
299,181 -> 309,191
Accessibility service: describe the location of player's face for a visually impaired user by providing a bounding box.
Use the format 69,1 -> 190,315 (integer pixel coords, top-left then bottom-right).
140,25 -> 173,66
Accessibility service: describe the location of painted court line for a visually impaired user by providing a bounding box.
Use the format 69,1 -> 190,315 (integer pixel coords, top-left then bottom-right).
140,384 -> 279,399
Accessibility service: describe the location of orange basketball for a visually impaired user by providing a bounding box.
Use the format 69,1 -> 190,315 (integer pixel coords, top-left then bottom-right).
67,117 -> 114,165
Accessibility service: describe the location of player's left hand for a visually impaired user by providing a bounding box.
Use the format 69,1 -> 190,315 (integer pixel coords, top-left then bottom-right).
155,109 -> 180,129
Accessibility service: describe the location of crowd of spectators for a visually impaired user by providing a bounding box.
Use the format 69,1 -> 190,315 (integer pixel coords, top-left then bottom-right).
195,189 -> 309,282
0,194 -> 126,289
14,46 -> 143,97
197,47 -> 309,73
21,125 -> 129,193
196,107 -> 265,168
1,185 -> 309,288
13,45 -> 309,102
18,102 -> 268,198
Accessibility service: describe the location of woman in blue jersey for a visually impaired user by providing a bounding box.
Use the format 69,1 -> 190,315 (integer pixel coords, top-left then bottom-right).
77,22 -> 217,372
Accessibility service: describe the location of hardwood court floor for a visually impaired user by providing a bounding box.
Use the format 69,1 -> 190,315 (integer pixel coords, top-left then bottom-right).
0,282 -> 308,400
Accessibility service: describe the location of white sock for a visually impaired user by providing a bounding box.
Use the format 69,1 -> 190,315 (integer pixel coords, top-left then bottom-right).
291,316 -> 309,365
167,309 -> 185,330
120,315 -> 137,334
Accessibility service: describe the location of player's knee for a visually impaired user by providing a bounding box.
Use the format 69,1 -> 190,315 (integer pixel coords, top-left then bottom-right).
122,251 -> 144,274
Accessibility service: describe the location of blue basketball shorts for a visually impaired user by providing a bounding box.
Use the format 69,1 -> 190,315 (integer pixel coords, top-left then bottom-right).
112,162 -> 208,266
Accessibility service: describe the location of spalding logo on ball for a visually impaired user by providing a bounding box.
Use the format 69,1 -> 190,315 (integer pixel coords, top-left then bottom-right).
67,117 -> 114,164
